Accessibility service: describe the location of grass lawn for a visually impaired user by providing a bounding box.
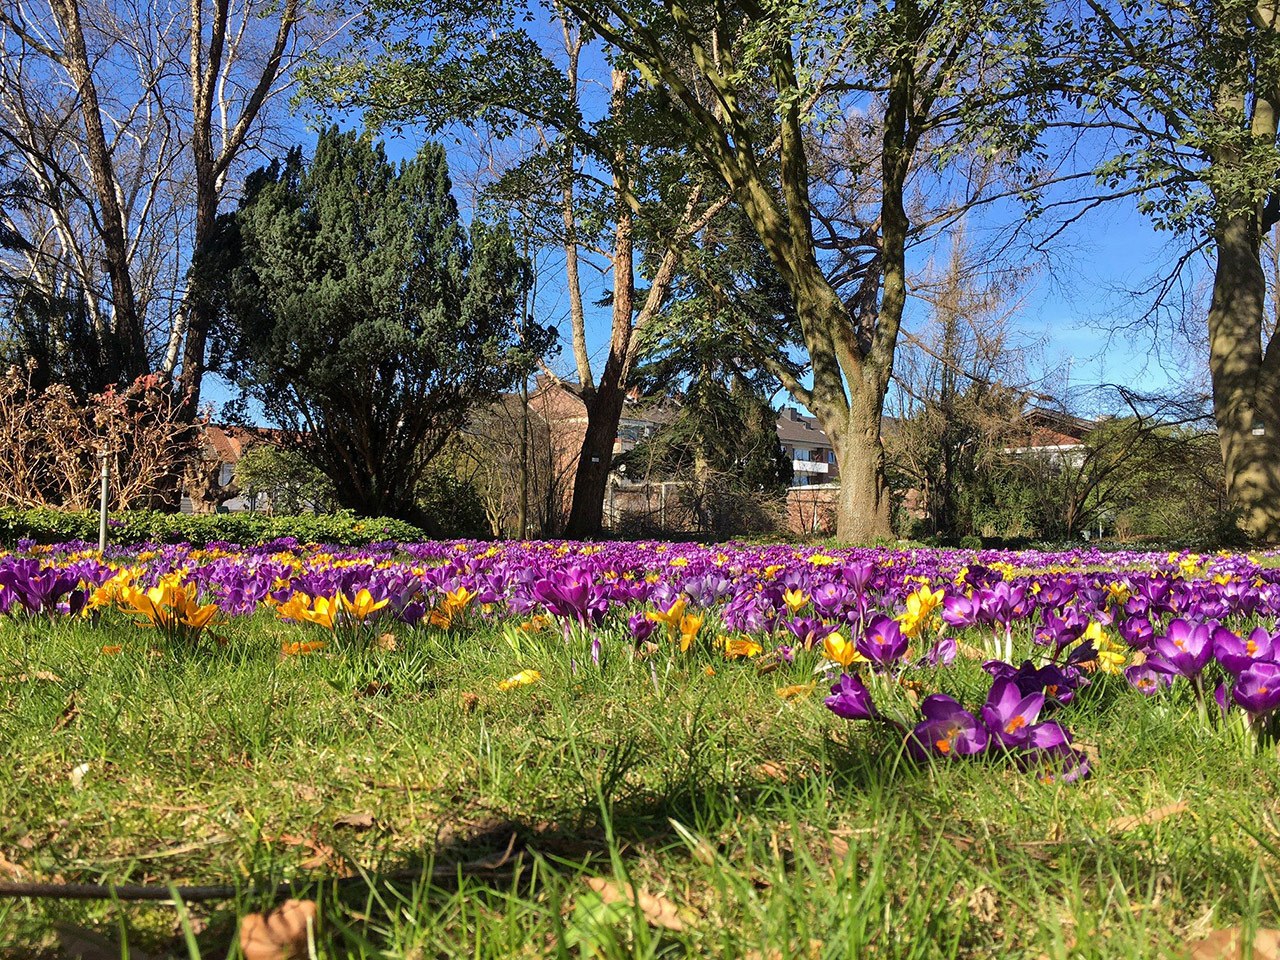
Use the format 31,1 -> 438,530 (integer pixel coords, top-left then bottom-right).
1,611 -> 1277,959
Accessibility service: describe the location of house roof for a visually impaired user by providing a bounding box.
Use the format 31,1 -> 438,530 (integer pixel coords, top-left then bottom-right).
202,424 -> 285,463
776,407 -> 831,445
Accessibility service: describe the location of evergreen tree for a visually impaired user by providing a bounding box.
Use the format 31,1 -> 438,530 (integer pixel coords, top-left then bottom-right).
205,129 -> 550,522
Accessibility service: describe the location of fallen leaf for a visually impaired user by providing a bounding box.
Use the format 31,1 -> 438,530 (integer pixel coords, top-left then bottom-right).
776,682 -> 816,701
755,761 -> 789,783
584,877 -> 693,932
239,899 -> 317,960
333,811 -> 376,831
263,832 -> 345,874
52,693 -> 79,732
0,851 -> 28,880
1107,801 -> 1190,834
459,692 -> 480,713
1188,928 -> 1280,959
69,762 -> 90,790
11,670 -> 63,683
375,632 -> 397,651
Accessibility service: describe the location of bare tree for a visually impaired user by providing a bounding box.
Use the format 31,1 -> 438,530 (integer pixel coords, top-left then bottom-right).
0,0 -> 343,401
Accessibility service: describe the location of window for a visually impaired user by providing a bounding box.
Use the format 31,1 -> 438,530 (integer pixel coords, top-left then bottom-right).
794,449 -> 808,462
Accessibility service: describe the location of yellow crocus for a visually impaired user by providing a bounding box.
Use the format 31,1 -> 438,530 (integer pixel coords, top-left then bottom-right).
782,588 -> 809,615
822,632 -> 867,669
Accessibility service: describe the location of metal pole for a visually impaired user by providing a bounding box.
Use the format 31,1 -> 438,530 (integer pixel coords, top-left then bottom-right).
97,451 -> 109,553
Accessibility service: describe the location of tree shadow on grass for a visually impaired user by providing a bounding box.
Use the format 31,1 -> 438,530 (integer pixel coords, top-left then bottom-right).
7,725 -> 935,959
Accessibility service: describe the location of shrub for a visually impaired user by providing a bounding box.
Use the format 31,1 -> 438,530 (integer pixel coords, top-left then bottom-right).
0,507 -> 427,548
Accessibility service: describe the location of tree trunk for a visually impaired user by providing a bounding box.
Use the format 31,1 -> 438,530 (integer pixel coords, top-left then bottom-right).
1207,213 -> 1280,542
564,367 -> 628,538
833,396 -> 893,543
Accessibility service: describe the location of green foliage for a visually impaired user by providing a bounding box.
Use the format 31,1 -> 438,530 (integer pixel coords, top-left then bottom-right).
416,455 -> 491,541
0,507 -> 426,547
234,445 -> 335,515
203,127 -> 550,521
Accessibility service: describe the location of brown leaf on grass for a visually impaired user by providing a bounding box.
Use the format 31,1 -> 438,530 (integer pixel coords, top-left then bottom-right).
1188,928 -> 1280,959
459,691 -> 480,714
239,899 -> 317,960
263,832 -> 346,874
634,641 -> 660,660
12,670 -> 63,683
1107,802 -> 1190,834
957,642 -> 987,660
0,851 -> 28,880
755,761 -> 789,782
52,693 -> 79,732
584,877 -> 693,932
357,681 -> 389,698
776,682 -> 816,701
333,811 -> 376,831
375,632 -> 398,652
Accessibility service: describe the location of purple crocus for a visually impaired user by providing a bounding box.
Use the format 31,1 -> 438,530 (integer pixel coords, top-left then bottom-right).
628,611 -> 658,643
980,679 -> 1045,748
1124,659 -> 1175,696
912,695 -> 989,758
1231,661 -> 1280,715
1151,618 -> 1213,677
926,636 -> 957,667
856,615 -> 909,666
825,673 -> 878,720
1212,625 -> 1276,676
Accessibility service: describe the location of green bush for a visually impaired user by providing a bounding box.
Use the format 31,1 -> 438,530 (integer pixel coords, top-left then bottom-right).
0,508 -> 428,548
959,534 -> 984,551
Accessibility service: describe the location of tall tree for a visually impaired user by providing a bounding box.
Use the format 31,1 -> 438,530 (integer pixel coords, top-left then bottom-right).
558,0 -> 1056,540
307,1 -> 730,537
206,130 -> 549,521
1080,0 -> 1280,541
0,0 -> 330,399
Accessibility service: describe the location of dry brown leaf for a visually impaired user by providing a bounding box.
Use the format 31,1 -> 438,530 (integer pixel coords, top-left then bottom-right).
13,670 -> 63,683
1188,928 -> 1280,959
755,761 -> 789,783
585,877 -> 693,932
263,832 -> 346,874
459,691 -> 480,714
333,811 -> 376,831
0,851 -> 28,880
1107,801 -> 1190,834
776,682 -> 816,701
52,693 -> 79,732
239,899 -> 317,960
375,632 -> 397,651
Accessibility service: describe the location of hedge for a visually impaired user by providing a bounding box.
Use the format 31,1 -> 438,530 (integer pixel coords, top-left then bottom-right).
0,508 -> 428,548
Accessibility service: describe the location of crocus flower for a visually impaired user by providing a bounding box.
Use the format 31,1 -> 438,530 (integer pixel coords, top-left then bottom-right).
628,611 -> 658,643
1123,659 -> 1174,696
926,636 -> 957,667
1232,661 -> 1280,715
980,679 -> 1045,748
856,615 -> 909,666
822,632 -> 867,669
912,695 -> 989,758
1152,618 -> 1213,677
825,673 -> 877,720
1212,625 -> 1276,676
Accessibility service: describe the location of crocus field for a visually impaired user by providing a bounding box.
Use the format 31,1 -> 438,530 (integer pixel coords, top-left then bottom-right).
2,537 -> 1280,958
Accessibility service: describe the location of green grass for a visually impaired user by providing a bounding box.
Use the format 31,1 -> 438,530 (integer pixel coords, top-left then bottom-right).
1,613 -> 1277,958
